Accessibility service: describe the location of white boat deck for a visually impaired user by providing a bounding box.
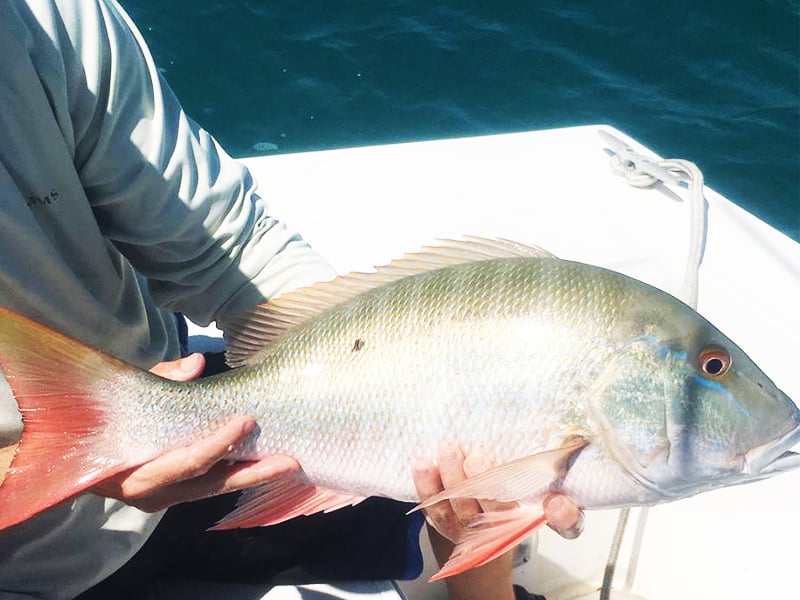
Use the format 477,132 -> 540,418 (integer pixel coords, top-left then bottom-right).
191,125 -> 799,599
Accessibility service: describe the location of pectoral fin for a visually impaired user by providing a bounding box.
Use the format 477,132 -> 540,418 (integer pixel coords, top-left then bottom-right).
414,439 -> 587,511
431,506 -> 547,581
211,471 -> 365,530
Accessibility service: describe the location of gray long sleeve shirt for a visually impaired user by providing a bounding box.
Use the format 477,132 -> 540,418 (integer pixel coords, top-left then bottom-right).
0,0 -> 335,597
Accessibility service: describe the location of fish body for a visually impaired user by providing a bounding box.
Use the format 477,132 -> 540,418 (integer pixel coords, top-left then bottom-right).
151,257 -> 620,496
0,238 -> 797,578
155,258 -> 665,502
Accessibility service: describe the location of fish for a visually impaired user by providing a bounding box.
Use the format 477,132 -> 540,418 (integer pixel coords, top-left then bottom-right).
0,237 -> 798,581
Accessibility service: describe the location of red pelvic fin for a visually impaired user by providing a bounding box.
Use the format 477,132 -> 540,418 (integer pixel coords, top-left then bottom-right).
430,506 -> 547,581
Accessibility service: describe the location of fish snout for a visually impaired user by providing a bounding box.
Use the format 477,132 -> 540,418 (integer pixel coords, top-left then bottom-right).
744,397 -> 800,476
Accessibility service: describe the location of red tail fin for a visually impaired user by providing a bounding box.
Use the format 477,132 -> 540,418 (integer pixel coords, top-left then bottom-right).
0,308 -> 145,530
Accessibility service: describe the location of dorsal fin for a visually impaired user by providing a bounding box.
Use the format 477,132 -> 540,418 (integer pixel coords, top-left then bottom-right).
223,237 -> 553,367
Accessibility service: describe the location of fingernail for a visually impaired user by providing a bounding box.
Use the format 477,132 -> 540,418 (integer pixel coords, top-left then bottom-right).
413,458 -> 434,471
566,512 -> 585,539
179,353 -> 201,372
463,453 -> 491,477
241,420 -> 257,437
549,515 -> 584,539
440,442 -> 458,457
545,495 -> 565,514
544,495 -> 585,540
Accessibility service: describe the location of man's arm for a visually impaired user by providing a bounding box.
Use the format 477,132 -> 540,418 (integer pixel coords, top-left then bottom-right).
62,0 -> 335,326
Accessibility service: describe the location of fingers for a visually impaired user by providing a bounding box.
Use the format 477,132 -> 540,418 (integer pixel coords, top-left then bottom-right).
413,456 -> 462,542
414,444 -> 522,587
414,445 -> 585,545
438,444 -> 483,523
413,444 -> 515,545
543,493 -> 584,539
92,415 -> 301,513
118,416 -> 257,491
412,444 -> 480,543
0,443 -> 17,486
131,454 -> 301,512
149,353 -> 206,382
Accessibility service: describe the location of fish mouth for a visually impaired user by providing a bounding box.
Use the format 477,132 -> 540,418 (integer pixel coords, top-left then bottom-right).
744,422 -> 800,476
756,450 -> 800,476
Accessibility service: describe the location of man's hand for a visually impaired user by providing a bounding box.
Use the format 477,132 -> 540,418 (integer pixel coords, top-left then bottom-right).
91,353 -> 301,513
148,352 -> 207,382
412,444 -> 584,600
542,493 -> 585,540
0,444 -> 15,486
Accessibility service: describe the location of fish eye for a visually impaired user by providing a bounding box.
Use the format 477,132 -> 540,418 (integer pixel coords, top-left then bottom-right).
698,347 -> 731,378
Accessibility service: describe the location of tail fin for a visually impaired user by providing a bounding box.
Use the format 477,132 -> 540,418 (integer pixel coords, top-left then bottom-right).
0,308 -> 146,530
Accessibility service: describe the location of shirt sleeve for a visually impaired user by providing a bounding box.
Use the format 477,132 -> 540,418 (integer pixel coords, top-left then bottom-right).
64,0 -> 336,326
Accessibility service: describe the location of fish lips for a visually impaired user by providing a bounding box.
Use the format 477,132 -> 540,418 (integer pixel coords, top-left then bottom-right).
744,414 -> 800,477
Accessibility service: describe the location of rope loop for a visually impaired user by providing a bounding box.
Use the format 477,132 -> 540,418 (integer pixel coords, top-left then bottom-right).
600,131 -> 707,308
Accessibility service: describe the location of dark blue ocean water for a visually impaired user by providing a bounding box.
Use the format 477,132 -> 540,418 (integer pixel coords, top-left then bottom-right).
123,0 -> 799,241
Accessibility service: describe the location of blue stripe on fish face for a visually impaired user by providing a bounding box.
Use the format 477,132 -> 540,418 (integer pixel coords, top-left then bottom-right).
629,335 -> 751,420
690,372 -> 751,418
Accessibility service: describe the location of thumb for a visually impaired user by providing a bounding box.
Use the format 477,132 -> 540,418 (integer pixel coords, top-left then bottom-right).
542,493 -> 584,540
149,353 -> 206,382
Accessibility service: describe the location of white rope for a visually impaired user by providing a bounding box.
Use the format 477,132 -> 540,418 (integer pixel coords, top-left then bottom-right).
657,159 -> 706,308
608,151 -> 706,307
598,131 -> 708,599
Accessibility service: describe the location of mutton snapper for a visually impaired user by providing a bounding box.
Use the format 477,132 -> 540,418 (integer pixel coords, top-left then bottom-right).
0,238 -> 797,580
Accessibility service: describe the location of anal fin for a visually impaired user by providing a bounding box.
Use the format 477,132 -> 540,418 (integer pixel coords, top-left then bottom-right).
211,471 -> 366,530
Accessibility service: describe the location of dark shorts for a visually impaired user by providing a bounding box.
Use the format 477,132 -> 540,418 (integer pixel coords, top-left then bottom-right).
77,494 -> 423,599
